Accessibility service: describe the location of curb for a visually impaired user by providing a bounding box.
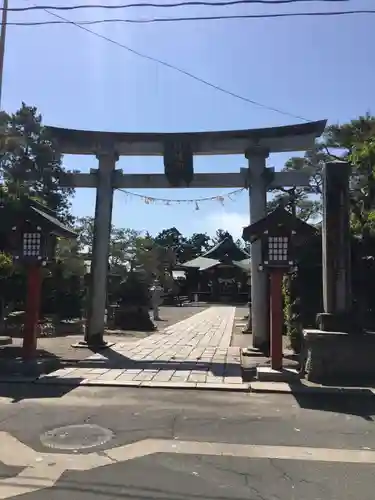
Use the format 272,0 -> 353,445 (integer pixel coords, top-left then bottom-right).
0,376 -> 251,393
34,377 -> 251,392
250,381 -> 375,396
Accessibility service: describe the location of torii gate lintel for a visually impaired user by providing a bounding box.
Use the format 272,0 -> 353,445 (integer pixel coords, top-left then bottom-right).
58,169 -> 311,190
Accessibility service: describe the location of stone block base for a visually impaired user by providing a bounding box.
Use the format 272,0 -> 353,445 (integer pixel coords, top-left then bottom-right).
316,312 -> 359,333
72,340 -> 115,350
303,329 -> 375,383
256,366 -> 299,382
241,347 -> 265,357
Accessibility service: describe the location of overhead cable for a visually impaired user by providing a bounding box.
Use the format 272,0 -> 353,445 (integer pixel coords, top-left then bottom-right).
6,10 -> 375,25
0,0 -> 355,12
20,2 -> 313,122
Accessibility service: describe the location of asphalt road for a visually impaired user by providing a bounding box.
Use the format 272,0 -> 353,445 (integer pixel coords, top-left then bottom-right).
0,384 -> 375,499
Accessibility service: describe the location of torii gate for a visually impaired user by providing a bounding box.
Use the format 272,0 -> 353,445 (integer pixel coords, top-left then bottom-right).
49,120 -> 327,348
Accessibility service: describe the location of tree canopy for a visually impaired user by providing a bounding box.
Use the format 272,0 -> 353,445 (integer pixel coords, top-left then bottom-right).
0,103 -> 73,222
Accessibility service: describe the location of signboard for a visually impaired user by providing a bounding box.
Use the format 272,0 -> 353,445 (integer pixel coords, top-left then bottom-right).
163,139 -> 194,186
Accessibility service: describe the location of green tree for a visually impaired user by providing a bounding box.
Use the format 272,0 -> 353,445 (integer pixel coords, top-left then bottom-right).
154,227 -> 187,261
0,251 -> 17,330
212,229 -> 233,244
182,232 -> 211,261
268,146 -> 325,222
54,238 -> 86,277
110,227 -> 145,274
324,114 -> 375,237
0,103 -> 74,221
74,217 -> 164,276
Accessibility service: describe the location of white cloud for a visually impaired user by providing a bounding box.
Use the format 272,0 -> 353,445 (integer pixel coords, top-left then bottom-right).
203,210 -> 250,241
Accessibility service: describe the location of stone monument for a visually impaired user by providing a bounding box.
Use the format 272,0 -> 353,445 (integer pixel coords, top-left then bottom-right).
303,161 -> 375,383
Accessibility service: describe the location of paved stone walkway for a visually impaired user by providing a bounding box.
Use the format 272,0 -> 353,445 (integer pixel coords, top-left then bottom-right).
37,306 -> 249,391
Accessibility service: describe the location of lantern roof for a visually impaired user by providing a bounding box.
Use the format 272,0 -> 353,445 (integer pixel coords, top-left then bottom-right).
242,205 -> 316,243
0,197 -> 77,239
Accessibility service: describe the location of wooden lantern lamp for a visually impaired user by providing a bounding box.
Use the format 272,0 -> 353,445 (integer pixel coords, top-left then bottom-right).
242,205 -> 316,371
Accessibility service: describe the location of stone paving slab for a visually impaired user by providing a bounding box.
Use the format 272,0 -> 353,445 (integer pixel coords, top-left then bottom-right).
34,306 -> 248,391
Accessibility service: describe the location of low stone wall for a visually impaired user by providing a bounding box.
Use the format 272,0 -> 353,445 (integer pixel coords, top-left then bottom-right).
303,329 -> 375,383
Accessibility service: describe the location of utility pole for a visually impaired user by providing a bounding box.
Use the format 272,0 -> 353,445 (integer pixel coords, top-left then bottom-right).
0,0 -> 8,109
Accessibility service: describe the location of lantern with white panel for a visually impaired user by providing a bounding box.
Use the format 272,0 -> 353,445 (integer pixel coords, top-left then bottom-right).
12,222 -> 47,265
261,229 -> 295,271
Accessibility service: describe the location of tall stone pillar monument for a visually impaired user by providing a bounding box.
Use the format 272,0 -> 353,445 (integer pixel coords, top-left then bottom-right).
303,161 -> 375,383
319,160 -> 352,329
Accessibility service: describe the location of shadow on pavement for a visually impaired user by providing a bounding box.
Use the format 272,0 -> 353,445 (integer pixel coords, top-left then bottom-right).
290,383 -> 375,420
0,381 -> 80,403
0,476 -> 249,500
67,346 -> 240,377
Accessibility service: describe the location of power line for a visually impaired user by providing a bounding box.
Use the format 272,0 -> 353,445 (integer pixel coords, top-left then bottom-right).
6,10 -> 375,25
31,4 -> 310,122
1,0 -> 355,12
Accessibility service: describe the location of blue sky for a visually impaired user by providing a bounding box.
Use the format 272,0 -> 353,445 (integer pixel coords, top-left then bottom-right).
3,0 -> 374,240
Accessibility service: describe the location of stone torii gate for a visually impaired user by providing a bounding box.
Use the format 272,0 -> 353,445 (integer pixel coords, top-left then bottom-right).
49,120 -> 326,348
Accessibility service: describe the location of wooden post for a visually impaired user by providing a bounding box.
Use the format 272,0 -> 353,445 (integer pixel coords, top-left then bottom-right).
22,264 -> 42,359
0,0 -> 8,109
270,269 -> 284,370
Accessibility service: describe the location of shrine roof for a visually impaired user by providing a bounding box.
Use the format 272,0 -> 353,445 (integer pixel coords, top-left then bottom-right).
202,237 -> 250,261
181,255 -> 251,272
45,120 -> 327,156
181,239 -> 251,272
232,258 -> 251,271
182,257 -> 220,271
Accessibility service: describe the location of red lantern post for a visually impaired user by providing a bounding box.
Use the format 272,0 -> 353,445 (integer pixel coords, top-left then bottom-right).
269,268 -> 284,370
242,205 -> 316,374
261,233 -> 293,370
3,197 -> 77,360
13,224 -> 46,360
23,263 -> 42,359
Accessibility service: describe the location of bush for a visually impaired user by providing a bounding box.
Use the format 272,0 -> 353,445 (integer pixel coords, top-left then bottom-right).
283,235 -> 322,353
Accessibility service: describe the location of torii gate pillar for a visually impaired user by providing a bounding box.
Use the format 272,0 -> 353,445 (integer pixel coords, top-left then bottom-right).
85,151 -> 118,347
246,148 -> 269,349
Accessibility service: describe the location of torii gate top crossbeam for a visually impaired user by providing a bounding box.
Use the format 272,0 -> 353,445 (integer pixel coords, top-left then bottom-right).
46,120 -> 326,156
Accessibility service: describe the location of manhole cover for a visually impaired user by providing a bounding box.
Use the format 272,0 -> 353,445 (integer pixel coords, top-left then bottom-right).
40,424 -> 114,450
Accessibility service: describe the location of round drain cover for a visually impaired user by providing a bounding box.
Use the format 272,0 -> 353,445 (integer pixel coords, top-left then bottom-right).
40,424 -> 114,450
